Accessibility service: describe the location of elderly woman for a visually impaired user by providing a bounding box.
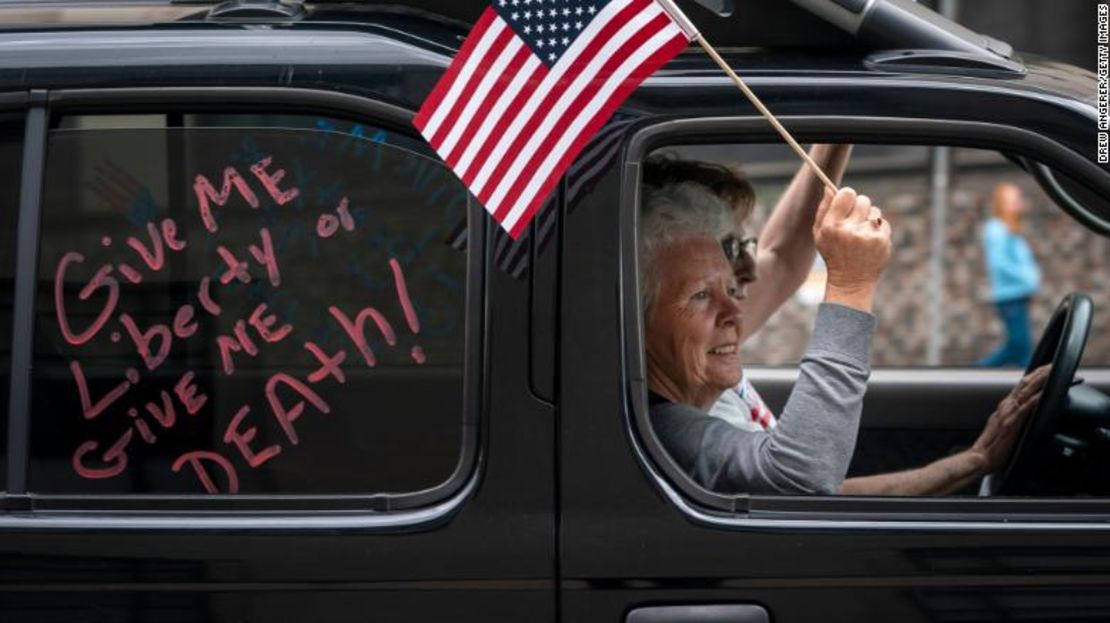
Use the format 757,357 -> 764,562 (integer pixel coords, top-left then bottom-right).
642,156 -> 1051,496
642,180 -> 891,494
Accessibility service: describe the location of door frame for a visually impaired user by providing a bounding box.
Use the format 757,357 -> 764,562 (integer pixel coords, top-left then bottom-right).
617,114 -> 1110,525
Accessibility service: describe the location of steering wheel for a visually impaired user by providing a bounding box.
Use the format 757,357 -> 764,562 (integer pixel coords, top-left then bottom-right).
988,293 -> 1092,495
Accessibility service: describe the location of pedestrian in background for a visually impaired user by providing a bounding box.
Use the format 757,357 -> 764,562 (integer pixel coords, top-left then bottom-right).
978,182 -> 1041,367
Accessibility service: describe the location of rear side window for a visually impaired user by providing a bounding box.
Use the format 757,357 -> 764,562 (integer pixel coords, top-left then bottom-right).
30,115 -> 471,496
0,114 -> 23,488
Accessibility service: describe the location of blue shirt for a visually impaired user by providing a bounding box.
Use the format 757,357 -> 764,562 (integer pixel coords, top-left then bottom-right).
982,218 -> 1040,302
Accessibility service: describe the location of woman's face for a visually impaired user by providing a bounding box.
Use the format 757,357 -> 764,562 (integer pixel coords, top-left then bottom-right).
645,235 -> 744,410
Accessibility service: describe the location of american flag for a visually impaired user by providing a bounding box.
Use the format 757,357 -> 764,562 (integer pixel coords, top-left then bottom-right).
446,112 -> 635,278
415,0 -> 693,239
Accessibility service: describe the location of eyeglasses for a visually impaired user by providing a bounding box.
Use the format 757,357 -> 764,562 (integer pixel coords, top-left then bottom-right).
721,234 -> 757,262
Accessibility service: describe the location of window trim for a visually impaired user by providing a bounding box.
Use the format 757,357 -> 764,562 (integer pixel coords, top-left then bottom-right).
3,86 -> 485,523
0,90 -> 32,499
6,95 -> 45,496
620,114 -> 1110,525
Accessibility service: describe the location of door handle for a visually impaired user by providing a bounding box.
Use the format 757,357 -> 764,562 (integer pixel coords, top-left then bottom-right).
626,605 -> 769,623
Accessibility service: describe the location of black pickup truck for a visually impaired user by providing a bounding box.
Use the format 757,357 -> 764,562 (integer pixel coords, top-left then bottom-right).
0,0 -> 1109,621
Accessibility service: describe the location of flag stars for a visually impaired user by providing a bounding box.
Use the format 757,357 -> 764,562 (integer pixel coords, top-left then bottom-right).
421,0 -> 691,234
495,0 -> 605,65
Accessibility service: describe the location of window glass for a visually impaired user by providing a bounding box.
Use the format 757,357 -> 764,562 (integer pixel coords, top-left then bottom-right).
638,142 -> 1110,502
31,115 -> 470,496
667,144 -> 1110,368
0,114 -> 23,488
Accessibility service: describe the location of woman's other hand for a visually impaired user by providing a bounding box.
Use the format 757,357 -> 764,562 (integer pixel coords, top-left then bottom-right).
813,187 -> 892,312
970,364 -> 1052,474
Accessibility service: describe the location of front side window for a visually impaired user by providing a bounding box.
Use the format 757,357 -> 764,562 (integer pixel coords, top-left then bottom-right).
636,140 -> 1110,504
31,114 -> 471,497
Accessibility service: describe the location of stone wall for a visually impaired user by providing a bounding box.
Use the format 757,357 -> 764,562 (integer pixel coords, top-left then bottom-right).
739,148 -> 1110,368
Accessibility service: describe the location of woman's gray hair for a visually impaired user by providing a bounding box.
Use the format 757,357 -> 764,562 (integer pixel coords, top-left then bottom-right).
639,181 -> 735,316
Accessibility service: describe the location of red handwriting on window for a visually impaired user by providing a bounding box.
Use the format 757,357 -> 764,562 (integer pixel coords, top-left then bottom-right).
216,303 -> 293,375
328,305 -> 396,367
248,229 -> 280,287
69,361 -> 139,421
124,220 -> 180,275
71,367 -> 208,472
197,276 -> 221,316
104,218 -> 188,285
216,229 -> 281,287
303,342 -> 346,384
175,372 -> 208,415
172,370 -> 331,493
249,303 -> 293,343
316,197 -> 354,239
223,405 -> 282,468
117,314 -> 173,372
266,372 -> 331,445
72,429 -> 133,479
194,167 -> 259,234
142,390 -> 177,428
217,246 -> 252,285
55,252 -> 119,346
328,259 -> 427,366
194,156 -> 300,233
216,321 -> 259,375
172,450 -> 240,494
56,219 -> 189,346
117,302 -> 208,372
250,156 -> 300,206
174,305 -> 198,338
389,258 -> 426,364
62,155 -> 454,495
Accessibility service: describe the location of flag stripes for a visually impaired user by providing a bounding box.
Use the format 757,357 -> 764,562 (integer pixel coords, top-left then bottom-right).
486,1 -> 666,210
496,22 -> 687,236
415,0 -> 691,238
466,0 -> 648,197
415,8 -> 500,138
446,113 -> 632,279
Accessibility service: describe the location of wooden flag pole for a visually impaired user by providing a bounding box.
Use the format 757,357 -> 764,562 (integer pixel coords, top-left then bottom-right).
651,0 -> 838,193
694,36 -> 839,193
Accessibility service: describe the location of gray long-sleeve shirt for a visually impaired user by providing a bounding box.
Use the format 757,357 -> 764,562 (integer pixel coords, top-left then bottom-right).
650,303 -> 875,495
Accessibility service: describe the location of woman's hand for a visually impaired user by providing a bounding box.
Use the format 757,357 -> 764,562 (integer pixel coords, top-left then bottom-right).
813,187 -> 892,312
970,364 -> 1052,474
